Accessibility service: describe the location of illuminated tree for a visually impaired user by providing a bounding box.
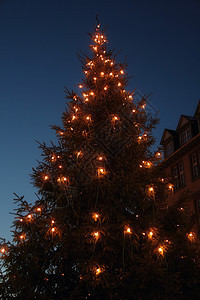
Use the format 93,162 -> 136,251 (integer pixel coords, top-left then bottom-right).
1,22 -> 200,299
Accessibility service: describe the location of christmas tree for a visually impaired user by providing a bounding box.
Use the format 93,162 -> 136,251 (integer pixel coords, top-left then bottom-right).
1,22 -> 200,300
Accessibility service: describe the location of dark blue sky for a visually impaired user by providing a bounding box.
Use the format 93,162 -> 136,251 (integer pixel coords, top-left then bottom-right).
0,0 -> 200,241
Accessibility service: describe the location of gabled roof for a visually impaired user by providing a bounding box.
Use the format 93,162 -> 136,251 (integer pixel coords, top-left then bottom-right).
176,115 -> 196,131
160,129 -> 177,145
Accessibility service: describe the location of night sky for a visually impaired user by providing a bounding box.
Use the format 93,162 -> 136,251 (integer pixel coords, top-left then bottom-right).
0,0 -> 200,241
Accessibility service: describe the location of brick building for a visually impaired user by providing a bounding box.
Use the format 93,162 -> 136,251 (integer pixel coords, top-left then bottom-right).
160,101 -> 200,220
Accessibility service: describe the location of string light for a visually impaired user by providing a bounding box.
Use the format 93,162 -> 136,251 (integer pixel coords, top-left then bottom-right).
124,226 -> 132,234
118,82 -> 121,87
158,246 -> 164,256
27,214 -> 32,220
36,207 -> 41,212
1,247 -> 5,254
120,70 -> 124,74
132,109 -> 136,113
148,186 -> 154,192
76,151 -> 83,158
148,231 -> 154,239
156,152 -> 162,157
100,72 -> 104,76
97,168 -> 106,178
44,175 -> 49,181
86,116 -> 91,121
79,85 -> 83,88
92,213 -> 99,221
168,184 -> 173,190
187,232 -> 195,242
95,267 -> 102,276
112,116 -> 119,122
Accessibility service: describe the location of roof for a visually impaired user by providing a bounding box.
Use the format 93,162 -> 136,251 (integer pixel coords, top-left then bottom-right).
160,129 -> 177,145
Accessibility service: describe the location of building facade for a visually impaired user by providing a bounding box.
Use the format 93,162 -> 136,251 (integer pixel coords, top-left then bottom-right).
160,101 -> 200,221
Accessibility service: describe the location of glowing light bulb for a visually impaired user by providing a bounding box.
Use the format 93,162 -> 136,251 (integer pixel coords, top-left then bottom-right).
93,46 -> 97,51
129,95 -> 132,99
187,232 -> 195,241
76,151 -> 82,158
37,207 -> 41,212
141,104 -> 146,109
132,109 -> 136,113
168,184 -> 173,190
20,235 -> 24,240
79,85 -> 83,88
118,82 -> 121,87
124,227 -> 131,234
20,218 -> 23,222
92,213 -> 99,221
93,232 -> 99,238
120,70 -> 124,74
1,248 -> 5,254
109,72 -> 113,76
98,156 -> 103,160
86,116 -> 91,121
27,214 -> 32,219
148,231 -> 153,239
59,165 -> 62,169
156,152 -> 161,157
44,175 -> 49,180
104,86 -> 108,90
51,220 -> 55,224
148,187 -> 154,192
158,246 -> 164,256
96,268 -> 101,275
100,72 -> 104,76
90,91 -> 94,96
93,77 -> 97,81
72,115 -> 76,120
98,168 -> 106,177
51,227 -> 55,232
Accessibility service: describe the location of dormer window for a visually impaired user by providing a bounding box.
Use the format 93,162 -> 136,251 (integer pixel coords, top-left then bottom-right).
180,127 -> 192,145
165,142 -> 174,157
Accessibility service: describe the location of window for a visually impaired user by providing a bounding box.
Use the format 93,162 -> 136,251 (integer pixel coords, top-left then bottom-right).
191,151 -> 200,181
181,127 -> 192,145
165,142 -> 174,157
172,162 -> 185,192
